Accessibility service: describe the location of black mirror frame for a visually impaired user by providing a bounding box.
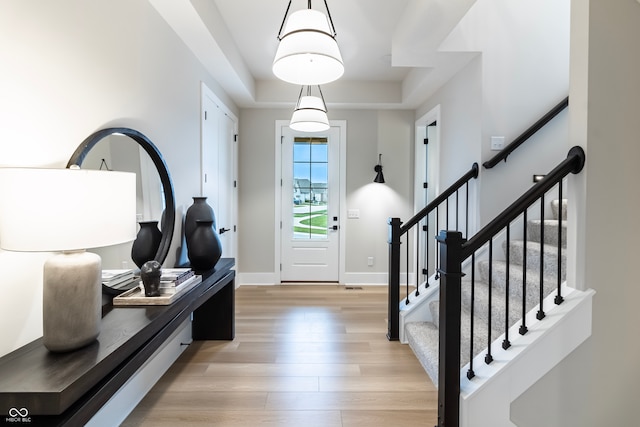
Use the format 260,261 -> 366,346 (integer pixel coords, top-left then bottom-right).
66,127 -> 176,265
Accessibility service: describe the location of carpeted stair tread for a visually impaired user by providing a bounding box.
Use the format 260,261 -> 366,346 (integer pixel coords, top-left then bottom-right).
405,198 -> 568,385
417,301 -> 500,385
477,260 -> 561,302
527,219 -> 567,247
405,321 -> 440,384
460,279 -> 531,337
507,240 -> 566,279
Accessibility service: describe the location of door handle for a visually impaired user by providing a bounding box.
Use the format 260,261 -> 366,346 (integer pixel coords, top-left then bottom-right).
219,228 -> 231,234
328,225 -> 339,231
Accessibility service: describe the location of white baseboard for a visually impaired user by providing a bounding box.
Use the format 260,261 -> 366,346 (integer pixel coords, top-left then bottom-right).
342,272 -> 387,285
236,272 -> 279,285
236,271 -> 405,286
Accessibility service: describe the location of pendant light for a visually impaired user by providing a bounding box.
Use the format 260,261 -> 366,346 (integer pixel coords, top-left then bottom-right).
290,85 -> 330,132
273,0 -> 344,85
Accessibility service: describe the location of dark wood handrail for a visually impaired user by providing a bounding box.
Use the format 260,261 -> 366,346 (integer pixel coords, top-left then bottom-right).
483,97 -> 569,169
400,163 -> 479,234
387,163 -> 479,341
464,146 -> 584,258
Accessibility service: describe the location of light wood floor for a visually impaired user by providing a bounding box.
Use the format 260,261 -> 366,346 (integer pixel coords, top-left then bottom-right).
122,285 -> 437,426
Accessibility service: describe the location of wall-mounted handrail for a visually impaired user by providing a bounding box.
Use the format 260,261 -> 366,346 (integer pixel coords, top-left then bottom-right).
483,97 -> 569,169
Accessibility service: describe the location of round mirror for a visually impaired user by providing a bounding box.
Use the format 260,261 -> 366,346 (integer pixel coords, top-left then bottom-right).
67,128 -> 176,286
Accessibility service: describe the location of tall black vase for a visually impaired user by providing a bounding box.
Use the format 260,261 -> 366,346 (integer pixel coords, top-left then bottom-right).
187,220 -> 222,271
131,221 -> 162,268
185,196 -> 215,241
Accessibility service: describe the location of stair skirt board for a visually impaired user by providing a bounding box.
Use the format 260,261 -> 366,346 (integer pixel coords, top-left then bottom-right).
459,286 -> 594,427
403,286 -> 594,426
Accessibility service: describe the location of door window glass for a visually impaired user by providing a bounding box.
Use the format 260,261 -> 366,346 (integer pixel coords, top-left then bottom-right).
293,137 -> 328,240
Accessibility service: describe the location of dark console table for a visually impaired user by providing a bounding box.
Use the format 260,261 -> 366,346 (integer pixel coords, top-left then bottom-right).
0,258 -> 235,426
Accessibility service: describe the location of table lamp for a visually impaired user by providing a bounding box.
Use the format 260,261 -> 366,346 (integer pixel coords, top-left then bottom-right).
0,167 -> 136,352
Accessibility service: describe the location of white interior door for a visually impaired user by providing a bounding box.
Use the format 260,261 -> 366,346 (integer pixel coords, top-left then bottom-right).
280,125 -> 340,282
202,87 -> 237,259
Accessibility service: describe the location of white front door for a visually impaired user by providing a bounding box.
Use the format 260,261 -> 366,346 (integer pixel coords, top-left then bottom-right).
280,125 -> 341,282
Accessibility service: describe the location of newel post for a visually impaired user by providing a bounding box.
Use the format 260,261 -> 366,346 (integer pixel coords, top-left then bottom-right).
437,230 -> 465,427
387,217 -> 402,341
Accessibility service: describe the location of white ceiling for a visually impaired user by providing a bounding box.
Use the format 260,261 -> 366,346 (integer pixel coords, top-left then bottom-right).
150,0 -> 479,109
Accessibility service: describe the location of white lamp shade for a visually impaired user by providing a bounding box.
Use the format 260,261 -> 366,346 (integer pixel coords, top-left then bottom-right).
0,167 -> 136,252
290,95 -> 330,132
273,9 -> 344,85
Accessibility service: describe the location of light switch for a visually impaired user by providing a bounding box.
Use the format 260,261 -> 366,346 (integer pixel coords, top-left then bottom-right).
491,136 -> 505,151
347,209 -> 360,219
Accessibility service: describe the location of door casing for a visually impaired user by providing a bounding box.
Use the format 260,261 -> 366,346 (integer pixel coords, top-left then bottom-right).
275,120 -> 347,284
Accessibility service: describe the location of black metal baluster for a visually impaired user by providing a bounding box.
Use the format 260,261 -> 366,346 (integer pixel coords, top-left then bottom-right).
485,239 -> 494,364
455,190 -> 459,230
446,197 -> 450,230
467,253 -> 476,379
406,232 -> 410,304
555,182 -> 564,305
415,227 -> 420,297
502,224 -> 511,350
435,207 -> 440,280
465,181 -> 470,239
424,217 -> 429,286
537,195 -> 546,320
520,210 -> 529,335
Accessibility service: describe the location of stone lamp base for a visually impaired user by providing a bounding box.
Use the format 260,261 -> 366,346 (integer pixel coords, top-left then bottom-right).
43,250 -> 102,352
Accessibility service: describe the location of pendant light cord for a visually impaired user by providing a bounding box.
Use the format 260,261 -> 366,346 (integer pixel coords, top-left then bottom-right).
323,0 -> 337,37
277,0 -> 293,40
293,85 -> 328,112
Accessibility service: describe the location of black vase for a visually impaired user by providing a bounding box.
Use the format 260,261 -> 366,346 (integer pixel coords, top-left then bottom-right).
131,221 -> 162,268
187,220 -> 222,271
185,196 -> 215,241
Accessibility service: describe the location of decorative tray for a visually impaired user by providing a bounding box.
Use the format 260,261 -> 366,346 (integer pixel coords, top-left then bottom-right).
112,275 -> 202,306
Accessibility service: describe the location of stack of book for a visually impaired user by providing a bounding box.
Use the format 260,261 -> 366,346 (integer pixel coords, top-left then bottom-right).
112,268 -> 203,306
157,268 -> 200,295
102,269 -> 137,294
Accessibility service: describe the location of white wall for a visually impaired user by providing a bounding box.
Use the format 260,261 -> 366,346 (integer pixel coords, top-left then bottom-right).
511,0 -> 640,425
0,0 -> 237,357
237,108 -> 414,282
430,0 -> 571,225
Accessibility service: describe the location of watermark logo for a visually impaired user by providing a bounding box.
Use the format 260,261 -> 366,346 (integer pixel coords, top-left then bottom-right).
5,408 -> 31,423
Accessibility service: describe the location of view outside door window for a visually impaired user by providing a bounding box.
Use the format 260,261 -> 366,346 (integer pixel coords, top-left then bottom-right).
292,137 -> 328,239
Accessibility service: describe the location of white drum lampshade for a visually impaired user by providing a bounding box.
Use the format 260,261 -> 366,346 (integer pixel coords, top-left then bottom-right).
290,84 -> 330,133
273,8 -> 344,85
0,167 -> 136,352
290,95 -> 330,132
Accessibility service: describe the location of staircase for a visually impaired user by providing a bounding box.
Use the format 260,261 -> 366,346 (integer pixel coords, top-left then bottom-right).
405,199 -> 567,384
